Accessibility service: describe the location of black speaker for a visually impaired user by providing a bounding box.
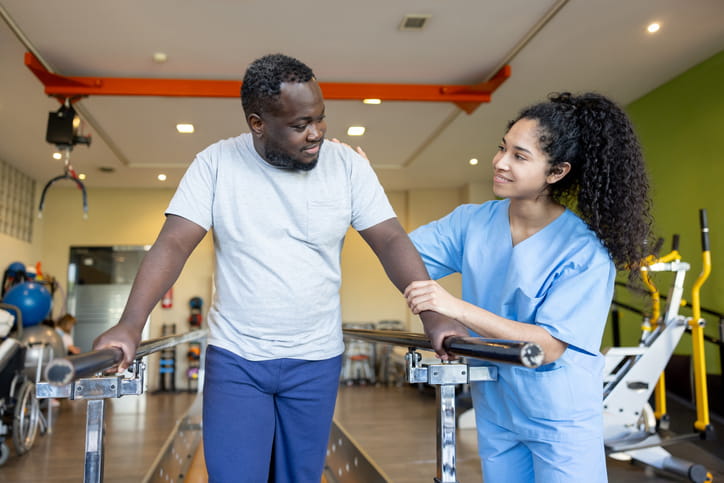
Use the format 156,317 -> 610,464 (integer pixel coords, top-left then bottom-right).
46,104 -> 77,145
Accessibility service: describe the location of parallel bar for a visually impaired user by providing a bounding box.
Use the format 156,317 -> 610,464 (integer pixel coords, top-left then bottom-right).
44,329 -> 208,385
342,329 -> 543,368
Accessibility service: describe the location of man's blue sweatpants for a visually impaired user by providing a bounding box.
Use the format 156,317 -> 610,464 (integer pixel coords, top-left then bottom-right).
202,345 -> 342,482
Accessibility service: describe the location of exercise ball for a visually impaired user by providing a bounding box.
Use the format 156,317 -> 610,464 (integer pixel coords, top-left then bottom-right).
5,261 -> 26,275
19,324 -> 66,378
1,282 -> 52,327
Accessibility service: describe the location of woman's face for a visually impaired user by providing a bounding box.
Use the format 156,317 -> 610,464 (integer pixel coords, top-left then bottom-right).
491,118 -> 563,201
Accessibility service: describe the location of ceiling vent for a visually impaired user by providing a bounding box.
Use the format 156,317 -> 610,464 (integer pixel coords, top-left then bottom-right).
399,14 -> 431,31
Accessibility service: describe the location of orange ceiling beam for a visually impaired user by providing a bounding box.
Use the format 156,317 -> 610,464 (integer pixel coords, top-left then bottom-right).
25,52 -> 510,114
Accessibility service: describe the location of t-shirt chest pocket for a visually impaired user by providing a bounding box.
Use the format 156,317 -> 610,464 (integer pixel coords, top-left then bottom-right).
307,199 -> 351,246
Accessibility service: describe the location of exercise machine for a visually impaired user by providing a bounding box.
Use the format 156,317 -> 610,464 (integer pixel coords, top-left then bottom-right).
603,209 -> 715,482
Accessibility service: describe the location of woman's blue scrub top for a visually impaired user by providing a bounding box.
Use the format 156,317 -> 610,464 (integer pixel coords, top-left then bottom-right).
410,199 -> 615,441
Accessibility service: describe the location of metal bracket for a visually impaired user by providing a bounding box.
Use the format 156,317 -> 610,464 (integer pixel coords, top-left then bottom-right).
36,360 -> 146,400
404,348 -> 497,483
34,359 -> 147,483
404,348 -> 497,385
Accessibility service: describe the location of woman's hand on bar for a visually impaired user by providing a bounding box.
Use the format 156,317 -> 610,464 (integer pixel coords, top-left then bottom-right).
404,280 -> 466,320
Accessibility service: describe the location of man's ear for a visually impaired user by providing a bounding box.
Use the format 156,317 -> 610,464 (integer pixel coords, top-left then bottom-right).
547,162 -> 571,184
248,113 -> 263,137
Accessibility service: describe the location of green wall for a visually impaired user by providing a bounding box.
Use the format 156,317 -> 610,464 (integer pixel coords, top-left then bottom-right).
606,50 -> 724,375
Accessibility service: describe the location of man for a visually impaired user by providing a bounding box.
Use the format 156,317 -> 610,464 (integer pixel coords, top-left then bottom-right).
93,53 -> 464,482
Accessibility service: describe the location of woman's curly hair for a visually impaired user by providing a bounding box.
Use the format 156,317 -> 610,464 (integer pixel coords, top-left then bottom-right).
241,54 -> 315,118
510,92 -> 653,271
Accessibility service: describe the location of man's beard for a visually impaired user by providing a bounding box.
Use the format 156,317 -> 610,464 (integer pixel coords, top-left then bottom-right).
265,145 -> 318,172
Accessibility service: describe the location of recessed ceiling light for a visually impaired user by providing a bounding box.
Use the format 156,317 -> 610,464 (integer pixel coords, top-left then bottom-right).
363,99 -> 381,105
176,123 -> 194,133
153,52 -> 168,63
78,173 -> 86,180
647,22 -> 661,34
347,126 -> 366,136
52,152 -> 62,160
157,174 -> 167,181
469,158 -> 479,166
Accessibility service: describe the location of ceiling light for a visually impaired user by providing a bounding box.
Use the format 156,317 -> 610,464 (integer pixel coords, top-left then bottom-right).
347,126 -> 366,136
153,52 -> 168,64
52,152 -> 62,160
157,174 -> 167,181
469,158 -> 479,166
363,99 -> 381,105
78,173 -> 86,180
647,22 -> 661,33
176,123 -> 194,133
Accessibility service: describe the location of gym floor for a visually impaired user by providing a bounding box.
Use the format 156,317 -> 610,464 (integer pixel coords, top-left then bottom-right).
0,385 -> 721,482
334,384 -> 724,482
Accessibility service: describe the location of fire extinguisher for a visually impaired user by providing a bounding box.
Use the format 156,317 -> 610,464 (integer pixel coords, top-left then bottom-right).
162,287 -> 173,308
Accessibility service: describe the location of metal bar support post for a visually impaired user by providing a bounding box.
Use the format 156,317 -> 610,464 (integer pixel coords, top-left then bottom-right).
404,348 -> 498,483
84,399 -> 105,483
35,330 -> 207,482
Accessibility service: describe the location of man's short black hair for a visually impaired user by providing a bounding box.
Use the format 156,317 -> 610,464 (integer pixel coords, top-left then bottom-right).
241,54 -> 316,118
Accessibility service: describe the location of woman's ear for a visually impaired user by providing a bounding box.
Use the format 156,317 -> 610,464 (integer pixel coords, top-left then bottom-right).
547,162 -> 571,184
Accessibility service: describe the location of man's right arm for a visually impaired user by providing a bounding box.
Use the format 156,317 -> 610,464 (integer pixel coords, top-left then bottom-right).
92,214 -> 207,370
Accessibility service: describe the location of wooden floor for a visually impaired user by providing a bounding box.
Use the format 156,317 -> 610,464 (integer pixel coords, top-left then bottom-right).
0,391 -> 199,482
334,385 -> 724,482
0,386 -> 722,482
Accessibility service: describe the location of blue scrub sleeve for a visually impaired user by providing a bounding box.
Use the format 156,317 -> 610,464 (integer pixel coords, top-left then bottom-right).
535,255 -> 616,355
409,204 -> 476,279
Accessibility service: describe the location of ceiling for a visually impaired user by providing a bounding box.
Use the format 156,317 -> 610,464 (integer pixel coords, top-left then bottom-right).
1,0 -> 723,192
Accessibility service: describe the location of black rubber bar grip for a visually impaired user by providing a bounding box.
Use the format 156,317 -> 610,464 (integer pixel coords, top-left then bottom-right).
343,328 -> 544,368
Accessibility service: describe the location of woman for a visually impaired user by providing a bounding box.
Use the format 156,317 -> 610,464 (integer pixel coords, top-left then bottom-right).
404,92 -> 651,482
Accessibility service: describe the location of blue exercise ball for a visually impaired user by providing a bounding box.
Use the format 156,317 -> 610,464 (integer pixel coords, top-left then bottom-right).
5,261 -> 26,275
1,281 -> 52,326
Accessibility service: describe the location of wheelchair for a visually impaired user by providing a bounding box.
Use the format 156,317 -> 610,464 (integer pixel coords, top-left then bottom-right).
0,337 -> 41,465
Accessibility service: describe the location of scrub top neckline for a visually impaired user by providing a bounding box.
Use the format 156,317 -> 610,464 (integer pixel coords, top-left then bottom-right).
504,201 -> 570,249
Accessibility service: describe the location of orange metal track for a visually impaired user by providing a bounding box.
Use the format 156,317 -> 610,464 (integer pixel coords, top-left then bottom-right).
25,52 -> 510,114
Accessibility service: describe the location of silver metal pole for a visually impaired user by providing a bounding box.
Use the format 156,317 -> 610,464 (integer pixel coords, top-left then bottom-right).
436,384 -> 457,483
84,399 -> 105,483
44,329 -> 208,385
345,329 -> 542,483
342,328 -> 543,367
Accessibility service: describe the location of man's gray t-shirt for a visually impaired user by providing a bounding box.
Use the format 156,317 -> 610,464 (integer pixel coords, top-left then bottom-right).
166,133 -> 395,360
